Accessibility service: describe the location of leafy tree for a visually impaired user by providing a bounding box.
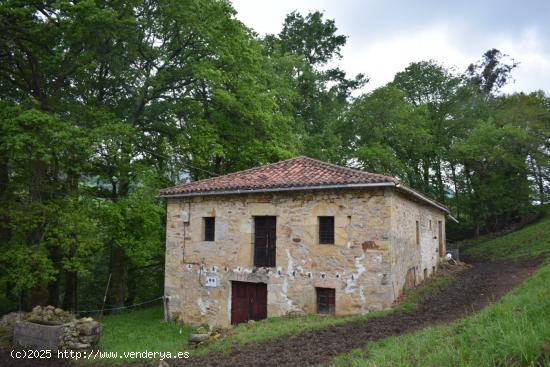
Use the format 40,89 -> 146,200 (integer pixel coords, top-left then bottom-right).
466,49 -> 519,95
265,11 -> 367,163
392,60 -> 461,201
0,0 -> 299,309
343,86 -> 430,185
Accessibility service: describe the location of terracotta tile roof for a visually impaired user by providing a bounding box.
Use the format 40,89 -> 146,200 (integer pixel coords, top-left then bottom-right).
159,156 -> 397,196
159,156 -> 449,213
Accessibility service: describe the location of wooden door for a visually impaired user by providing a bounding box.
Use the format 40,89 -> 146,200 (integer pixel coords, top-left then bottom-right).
254,216 -> 276,267
316,287 -> 335,315
231,281 -> 267,325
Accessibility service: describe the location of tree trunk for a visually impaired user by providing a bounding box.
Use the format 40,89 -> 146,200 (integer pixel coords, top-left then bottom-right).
450,163 -> 460,219
0,154 -> 11,243
46,245 -> 63,307
108,246 -> 127,308
62,270 -> 78,311
126,268 -> 137,306
435,158 -> 444,202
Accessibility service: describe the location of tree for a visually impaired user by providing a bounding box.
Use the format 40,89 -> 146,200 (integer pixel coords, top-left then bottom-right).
0,0 -> 299,309
466,49 -> 519,95
265,11 -> 367,163
392,60 -> 461,201
343,86 -> 431,186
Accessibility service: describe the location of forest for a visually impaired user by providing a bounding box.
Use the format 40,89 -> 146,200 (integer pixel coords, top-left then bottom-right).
0,0 -> 549,314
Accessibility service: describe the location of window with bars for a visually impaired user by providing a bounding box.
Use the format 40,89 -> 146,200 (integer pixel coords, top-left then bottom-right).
318,216 -> 335,244
204,217 -> 215,241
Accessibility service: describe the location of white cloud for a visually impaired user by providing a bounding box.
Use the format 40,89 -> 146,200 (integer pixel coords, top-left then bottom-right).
339,22 -> 471,92
231,0 -> 550,95
495,28 -> 550,94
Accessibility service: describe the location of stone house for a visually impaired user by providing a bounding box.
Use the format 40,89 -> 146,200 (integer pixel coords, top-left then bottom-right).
160,156 -> 449,326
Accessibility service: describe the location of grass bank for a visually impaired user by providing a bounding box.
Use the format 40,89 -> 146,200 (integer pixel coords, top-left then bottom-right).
460,205 -> 550,261
96,305 -> 191,364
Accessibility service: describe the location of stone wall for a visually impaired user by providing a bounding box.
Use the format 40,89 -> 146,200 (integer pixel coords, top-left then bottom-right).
165,188 -> 395,326
389,191 -> 446,297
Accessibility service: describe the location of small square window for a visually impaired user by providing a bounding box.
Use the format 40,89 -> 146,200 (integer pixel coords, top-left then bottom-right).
318,216 -> 334,244
204,217 -> 215,241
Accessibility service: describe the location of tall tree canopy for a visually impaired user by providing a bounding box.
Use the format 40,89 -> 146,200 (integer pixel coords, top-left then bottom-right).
265,11 -> 367,163
0,0 -> 299,310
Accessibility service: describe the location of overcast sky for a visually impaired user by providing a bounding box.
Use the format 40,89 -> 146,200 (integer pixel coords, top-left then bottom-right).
231,0 -> 550,94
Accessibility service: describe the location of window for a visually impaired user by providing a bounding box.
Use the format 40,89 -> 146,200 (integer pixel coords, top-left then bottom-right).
438,220 -> 444,256
416,220 -> 420,246
316,287 -> 335,315
254,216 -> 276,267
319,216 -> 335,244
204,217 -> 215,241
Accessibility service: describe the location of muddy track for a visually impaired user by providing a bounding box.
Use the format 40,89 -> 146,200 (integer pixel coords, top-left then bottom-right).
0,258 -> 540,367
180,258 -> 541,367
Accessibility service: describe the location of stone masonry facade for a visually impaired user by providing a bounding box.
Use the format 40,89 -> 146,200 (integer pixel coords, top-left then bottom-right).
164,187 -> 445,326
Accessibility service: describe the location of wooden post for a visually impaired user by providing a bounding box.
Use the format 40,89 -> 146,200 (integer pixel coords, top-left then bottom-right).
99,273 -> 112,319
163,296 -> 169,322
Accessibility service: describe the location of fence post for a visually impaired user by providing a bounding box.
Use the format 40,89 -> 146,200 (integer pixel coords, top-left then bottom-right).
163,296 -> 169,322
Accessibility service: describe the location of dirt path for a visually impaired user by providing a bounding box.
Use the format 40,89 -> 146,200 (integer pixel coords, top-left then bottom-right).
180,258 -> 541,367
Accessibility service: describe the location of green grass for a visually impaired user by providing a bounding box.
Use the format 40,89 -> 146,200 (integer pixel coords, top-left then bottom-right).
332,207 -> 550,367
96,305 -> 192,364
395,267 -> 461,312
194,311 -> 388,356
461,206 -> 550,261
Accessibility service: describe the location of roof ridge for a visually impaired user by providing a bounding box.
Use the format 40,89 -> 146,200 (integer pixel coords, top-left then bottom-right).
159,156 -> 307,193
298,156 -> 398,183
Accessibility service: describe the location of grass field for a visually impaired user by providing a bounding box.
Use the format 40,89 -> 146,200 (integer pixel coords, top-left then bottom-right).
97,305 -> 192,364
332,207 -> 550,367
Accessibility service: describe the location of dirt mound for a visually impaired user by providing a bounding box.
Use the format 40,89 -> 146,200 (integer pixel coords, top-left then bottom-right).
182,258 -> 540,367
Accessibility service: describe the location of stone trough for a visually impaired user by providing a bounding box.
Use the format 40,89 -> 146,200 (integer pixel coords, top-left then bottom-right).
11,306 -> 102,351
14,321 -> 66,350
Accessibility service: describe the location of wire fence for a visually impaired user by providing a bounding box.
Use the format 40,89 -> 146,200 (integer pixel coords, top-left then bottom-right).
74,296 -> 165,316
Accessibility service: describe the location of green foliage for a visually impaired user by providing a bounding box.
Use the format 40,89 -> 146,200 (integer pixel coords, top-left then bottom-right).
0,0 -> 303,310
265,10 -> 367,163
343,86 -> 430,183
345,56 -> 550,238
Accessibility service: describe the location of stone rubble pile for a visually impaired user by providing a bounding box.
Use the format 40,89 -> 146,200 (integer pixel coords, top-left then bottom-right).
187,325 -> 232,347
